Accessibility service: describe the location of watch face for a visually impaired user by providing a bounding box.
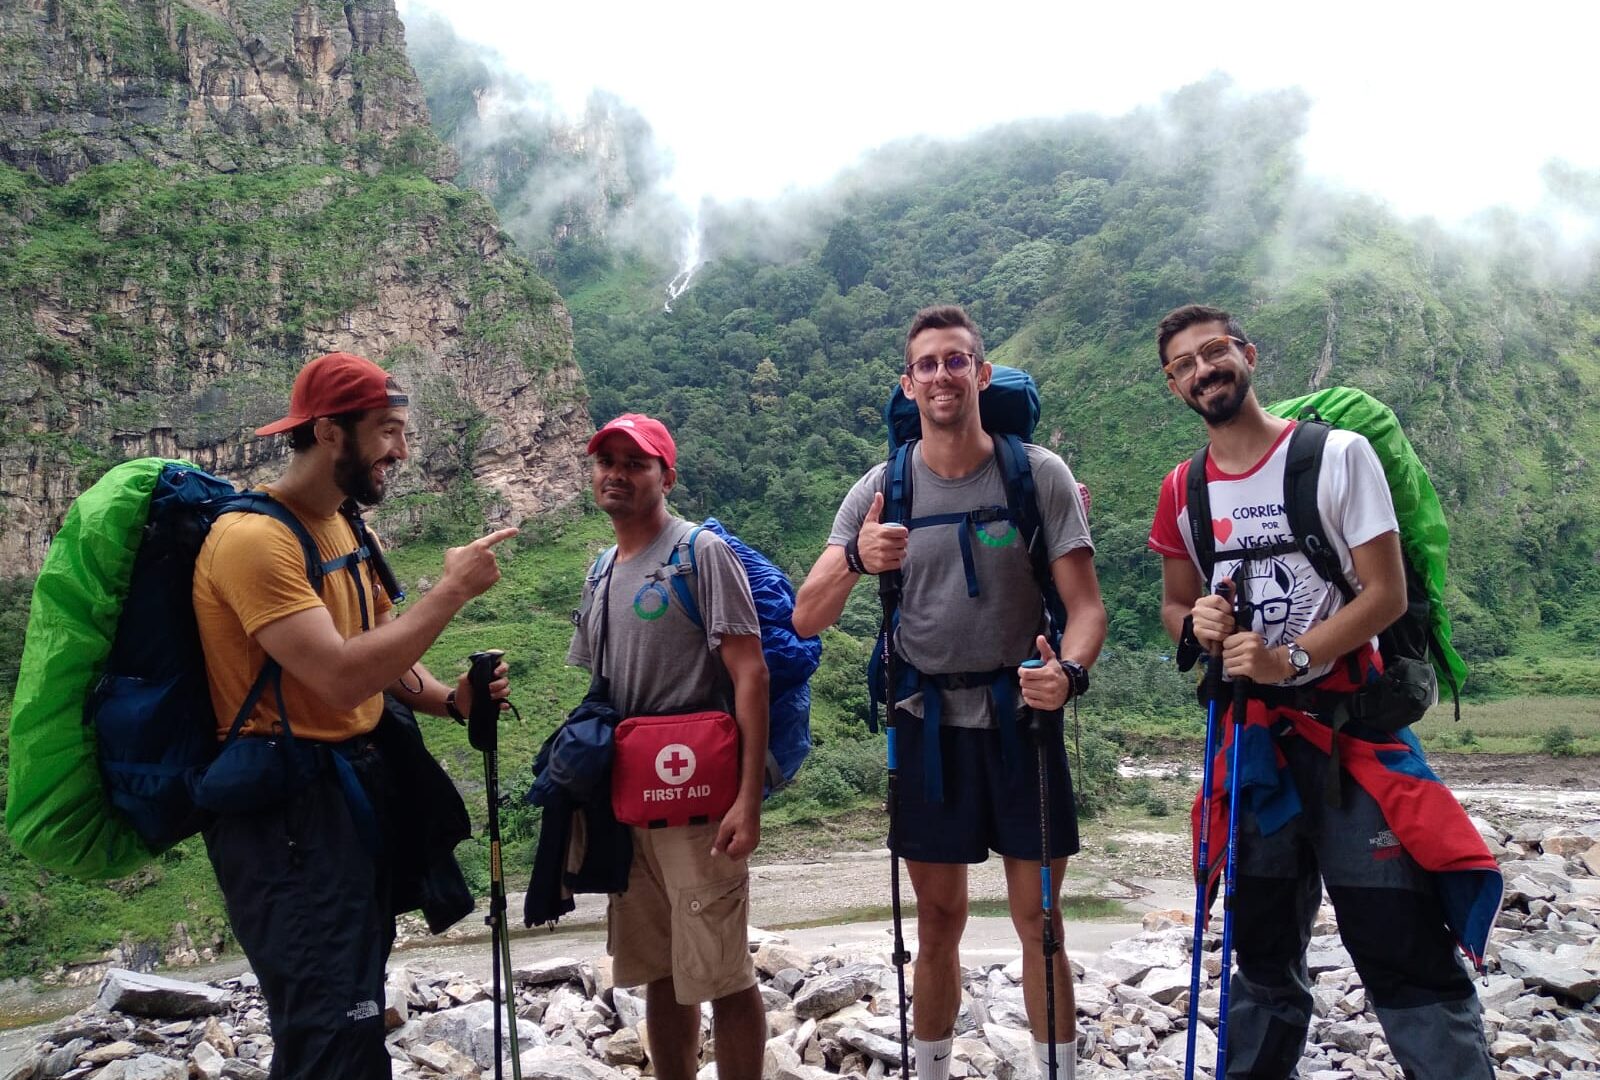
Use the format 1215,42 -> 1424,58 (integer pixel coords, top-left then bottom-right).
1289,646 -> 1310,673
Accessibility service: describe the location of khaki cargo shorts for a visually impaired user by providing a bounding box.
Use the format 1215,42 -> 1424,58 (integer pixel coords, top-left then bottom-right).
607,821 -> 756,1005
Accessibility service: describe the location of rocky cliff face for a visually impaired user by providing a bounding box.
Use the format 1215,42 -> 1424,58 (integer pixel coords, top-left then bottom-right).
0,0 -> 590,575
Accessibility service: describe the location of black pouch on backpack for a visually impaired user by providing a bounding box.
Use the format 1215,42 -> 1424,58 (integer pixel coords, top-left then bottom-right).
192,735 -> 325,816
1345,656 -> 1437,733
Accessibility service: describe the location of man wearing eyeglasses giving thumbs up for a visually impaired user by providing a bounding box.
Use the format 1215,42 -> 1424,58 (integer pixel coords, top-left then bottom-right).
795,305 -> 1106,1080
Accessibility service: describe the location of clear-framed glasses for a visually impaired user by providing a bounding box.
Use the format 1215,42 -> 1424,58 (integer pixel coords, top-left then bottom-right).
906,352 -> 976,383
1163,336 -> 1244,382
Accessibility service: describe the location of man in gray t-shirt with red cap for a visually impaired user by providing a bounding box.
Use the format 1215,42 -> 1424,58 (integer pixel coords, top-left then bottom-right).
567,412 -> 770,1080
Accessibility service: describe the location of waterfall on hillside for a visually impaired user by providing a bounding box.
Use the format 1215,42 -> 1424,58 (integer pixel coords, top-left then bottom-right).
664,216 -> 702,312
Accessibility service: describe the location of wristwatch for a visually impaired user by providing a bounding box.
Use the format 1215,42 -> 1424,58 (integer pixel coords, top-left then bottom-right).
444,689 -> 467,724
1285,642 -> 1312,679
1061,659 -> 1090,698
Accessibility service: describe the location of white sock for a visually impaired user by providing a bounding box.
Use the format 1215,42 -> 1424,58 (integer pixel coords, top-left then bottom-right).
1034,1040 -> 1076,1079
914,1035 -> 953,1080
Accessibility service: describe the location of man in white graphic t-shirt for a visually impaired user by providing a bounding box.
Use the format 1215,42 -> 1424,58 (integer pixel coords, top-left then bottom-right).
1148,305 -> 1494,1080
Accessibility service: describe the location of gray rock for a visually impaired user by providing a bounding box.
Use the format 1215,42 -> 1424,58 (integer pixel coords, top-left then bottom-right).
514,958 -> 596,996
603,1026 -> 645,1066
772,967 -> 806,996
836,1027 -> 904,1064
1138,966 -> 1191,1005
219,1061 -> 269,1080
119,1055 -> 188,1080
1157,1024 -> 1218,1072
982,1023 -> 1039,1080
190,1040 -> 225,1080
411,1000 -> 546,1069
1497,946 -> 1600,1003
793,968 -> 880,1019
96,970 -> 230,1018
517,1044 -> 627,1079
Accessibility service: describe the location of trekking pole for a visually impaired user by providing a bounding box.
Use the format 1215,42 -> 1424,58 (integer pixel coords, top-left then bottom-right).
877,573 -> 913,1079
1021,658 -> 1062,1080
1185,586 -> 1229,1080
1214,575 -> 1252,1079
468,649 -> 522,1080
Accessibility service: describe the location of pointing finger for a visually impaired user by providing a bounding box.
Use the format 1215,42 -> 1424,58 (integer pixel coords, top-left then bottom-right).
472,527 -> 521,549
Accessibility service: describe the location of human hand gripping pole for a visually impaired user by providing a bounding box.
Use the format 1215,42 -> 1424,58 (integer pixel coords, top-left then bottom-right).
469,649 -> 523,1080
1185,582 -> 1230,1080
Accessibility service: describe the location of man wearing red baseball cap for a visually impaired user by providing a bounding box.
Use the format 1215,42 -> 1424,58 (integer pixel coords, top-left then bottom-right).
194,351 -> 519,1079
568,412 -> 770,1080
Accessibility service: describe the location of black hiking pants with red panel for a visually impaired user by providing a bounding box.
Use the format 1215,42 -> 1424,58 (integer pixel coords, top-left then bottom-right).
1224,731 -> 1494,1080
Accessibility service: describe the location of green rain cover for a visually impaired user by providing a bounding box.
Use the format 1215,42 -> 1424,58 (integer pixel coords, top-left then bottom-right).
1267,388 -> 1467,696
5,458 -> 182,879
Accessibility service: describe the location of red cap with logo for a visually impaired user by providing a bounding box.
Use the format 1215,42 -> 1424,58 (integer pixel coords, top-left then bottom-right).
586,413 -> 677,469
255,352 -> 408,437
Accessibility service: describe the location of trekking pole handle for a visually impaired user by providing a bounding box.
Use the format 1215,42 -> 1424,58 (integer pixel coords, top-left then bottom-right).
467,649 -> 504,753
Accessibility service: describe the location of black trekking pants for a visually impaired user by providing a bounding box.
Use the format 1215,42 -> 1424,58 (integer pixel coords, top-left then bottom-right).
1223,733 -> 1493,1080
204,753 -> 395,1080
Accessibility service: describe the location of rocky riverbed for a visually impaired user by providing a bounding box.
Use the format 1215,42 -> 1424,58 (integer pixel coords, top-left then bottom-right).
5,811 -> 1600,1079
5,754 -> 1599,1079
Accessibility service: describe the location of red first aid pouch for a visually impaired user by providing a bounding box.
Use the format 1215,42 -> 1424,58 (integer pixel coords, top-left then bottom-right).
611,710 -> 739,828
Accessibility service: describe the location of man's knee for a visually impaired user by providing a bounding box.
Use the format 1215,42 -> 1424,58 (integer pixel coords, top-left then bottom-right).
914,890 -> 967,945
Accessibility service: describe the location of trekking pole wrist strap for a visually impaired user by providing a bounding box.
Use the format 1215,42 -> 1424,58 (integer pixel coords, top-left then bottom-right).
444,690 -> 467,724
844,536 -> 869,576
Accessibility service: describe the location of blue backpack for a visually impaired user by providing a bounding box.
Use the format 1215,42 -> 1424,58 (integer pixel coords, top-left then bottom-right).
872,366 -> 1069,801
590,519 -> 822,794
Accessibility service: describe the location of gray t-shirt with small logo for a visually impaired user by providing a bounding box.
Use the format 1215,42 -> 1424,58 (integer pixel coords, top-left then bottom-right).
568,517 -> 760,718
827,443 -> 1093,728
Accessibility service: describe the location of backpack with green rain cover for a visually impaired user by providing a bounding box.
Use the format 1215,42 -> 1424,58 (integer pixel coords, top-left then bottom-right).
6,458 -> 387,880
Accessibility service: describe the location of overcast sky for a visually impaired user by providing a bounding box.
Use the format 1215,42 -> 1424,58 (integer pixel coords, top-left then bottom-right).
404,0 -> 1600,227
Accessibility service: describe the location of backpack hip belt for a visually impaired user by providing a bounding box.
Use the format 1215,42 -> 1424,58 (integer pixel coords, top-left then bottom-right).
885,655 -> 1024,803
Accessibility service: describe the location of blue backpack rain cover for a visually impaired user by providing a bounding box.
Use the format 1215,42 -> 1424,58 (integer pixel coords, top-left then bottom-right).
648,519 -> 822,794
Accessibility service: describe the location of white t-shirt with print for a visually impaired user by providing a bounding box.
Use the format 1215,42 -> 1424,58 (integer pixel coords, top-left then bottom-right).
1148,422 -> 1398,684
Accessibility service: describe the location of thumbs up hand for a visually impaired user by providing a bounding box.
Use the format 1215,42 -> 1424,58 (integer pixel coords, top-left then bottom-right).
1019,635 -> 1071,712
858,491 -> 909,574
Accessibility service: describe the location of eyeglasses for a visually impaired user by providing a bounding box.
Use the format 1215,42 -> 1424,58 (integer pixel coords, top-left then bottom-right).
906,352 -> 976,383
1163,336 -> 1244,382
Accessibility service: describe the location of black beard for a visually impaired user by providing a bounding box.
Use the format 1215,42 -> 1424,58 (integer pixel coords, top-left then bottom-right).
334,442 -> 386,506
1188,371 -> 1251,424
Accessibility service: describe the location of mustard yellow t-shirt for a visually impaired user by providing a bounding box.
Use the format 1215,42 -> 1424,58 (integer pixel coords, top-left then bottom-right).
193,486 -> 394,742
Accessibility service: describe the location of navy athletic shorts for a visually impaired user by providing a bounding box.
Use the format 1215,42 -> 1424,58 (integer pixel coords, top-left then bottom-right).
890,708 -> 1080,864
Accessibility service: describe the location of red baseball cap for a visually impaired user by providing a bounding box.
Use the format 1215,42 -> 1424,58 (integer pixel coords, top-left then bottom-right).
587,413 -> 677,469
255,352 -> 409,437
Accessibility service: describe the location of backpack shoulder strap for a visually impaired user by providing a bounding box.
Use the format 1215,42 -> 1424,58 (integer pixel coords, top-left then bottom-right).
666,522 -> 707,630
881,441 -> 915,527
1184,445 -> 1216,582
214,492 -> 327,747
1282,420 -> 1356,601
228,491 -> 325,593
993,435 -> 1066,645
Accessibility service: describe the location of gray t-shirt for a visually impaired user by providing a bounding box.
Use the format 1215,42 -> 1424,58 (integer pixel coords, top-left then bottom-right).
567,517 -> 761,717
827,443 -> 1093,728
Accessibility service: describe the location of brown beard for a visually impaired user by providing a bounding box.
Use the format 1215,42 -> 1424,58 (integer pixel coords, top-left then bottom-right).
334,441 -> 387,506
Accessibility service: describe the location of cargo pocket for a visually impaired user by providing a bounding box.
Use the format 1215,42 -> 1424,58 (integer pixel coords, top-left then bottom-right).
673,874 -> 749,998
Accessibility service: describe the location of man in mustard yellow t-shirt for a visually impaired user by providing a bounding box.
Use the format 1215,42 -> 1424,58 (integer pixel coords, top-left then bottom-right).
194,351 -> 517,1080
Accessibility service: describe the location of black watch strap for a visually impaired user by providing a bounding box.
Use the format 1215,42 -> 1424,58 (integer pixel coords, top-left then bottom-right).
444,690 -> 466,724
844,536 -> 868,575
1061,658 -> 1090,698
